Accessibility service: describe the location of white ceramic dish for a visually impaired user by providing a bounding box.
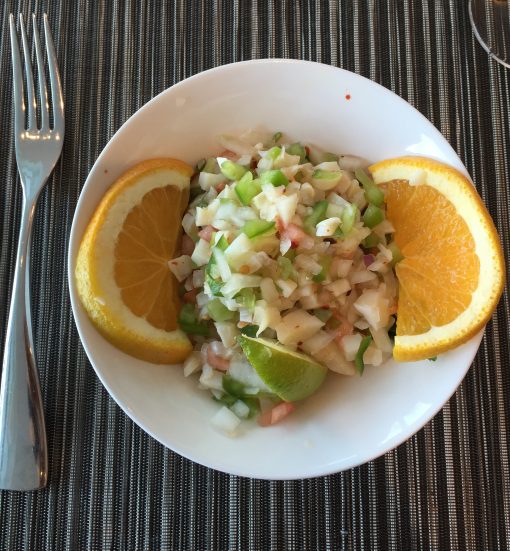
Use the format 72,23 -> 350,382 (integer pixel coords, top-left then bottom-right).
68,59 -> 481,480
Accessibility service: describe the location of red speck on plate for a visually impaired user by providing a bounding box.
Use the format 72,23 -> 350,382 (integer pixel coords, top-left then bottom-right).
345,94 -> 351,100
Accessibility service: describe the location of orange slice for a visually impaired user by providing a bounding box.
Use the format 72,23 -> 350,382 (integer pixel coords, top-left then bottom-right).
75,158 -> 193,363
369,156 -> 505,361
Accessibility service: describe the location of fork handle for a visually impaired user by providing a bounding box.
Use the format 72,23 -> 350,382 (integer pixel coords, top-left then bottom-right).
0,194 -> 47,490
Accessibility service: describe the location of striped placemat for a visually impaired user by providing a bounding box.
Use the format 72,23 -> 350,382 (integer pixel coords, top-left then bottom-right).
0,1 -> 508,549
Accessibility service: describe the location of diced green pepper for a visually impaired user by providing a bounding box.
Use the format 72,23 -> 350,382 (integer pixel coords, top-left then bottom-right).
178,304 -> 210,336
362,233 -> 380,249
213,393 -> 237,407
363,204 -> 384,229
242,219 -> 276,238
286,143 -> 307,163
207,298 -> 234,322
241,396 -> 260,418
259,169 -> 289,187
304,200 -> 329,234
189,186 -> 203,201
179,303 -> 196,325
240,324 -> 259,337
222,374 -> 245,398
428,356 -> 438,362
235,172 -> 261,205
355,335 -> 373,375
220,160 -> 247,181
313,308 -> 333,322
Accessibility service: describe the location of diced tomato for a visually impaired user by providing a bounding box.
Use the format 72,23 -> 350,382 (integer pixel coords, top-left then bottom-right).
207,347 -> 230,372
282,223 -> 308,247
334,320 -> 354,345
215,182 -> 226,193
318,290 -> 333,306
181,234 -> 195,255
183,288 -> 200,303
198,225 -> 215,242
258,402 -> 295,427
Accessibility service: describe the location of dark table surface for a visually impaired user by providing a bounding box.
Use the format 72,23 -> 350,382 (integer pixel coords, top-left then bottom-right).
0,1 -> 509,550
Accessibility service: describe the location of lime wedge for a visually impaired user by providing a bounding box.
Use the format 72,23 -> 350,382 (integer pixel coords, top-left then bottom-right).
238,336 -> 328,402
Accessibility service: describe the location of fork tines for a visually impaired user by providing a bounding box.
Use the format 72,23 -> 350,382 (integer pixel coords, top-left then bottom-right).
9,13 -> 64,134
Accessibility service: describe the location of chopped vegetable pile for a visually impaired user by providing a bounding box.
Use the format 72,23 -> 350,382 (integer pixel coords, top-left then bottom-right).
168,130 -> 400,435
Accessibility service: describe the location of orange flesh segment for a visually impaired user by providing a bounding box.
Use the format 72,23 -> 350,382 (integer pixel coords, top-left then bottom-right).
386,179 -> 479,336
114,185 -> 182,332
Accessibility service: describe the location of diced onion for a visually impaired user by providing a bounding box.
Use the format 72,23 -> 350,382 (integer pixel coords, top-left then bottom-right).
211,406 -> 241,434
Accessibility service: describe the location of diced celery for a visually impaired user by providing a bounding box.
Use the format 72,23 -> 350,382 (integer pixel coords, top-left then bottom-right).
322,152 -> 339,162
236,288 -> 256,310
220,161 -> 247,181
212,233 -> 229,251
241,396 -> 260,418
205,256 -> 224,296
272,131 -> 282,144
365,185 -> 385,207
326,202 -> 344,219
207,298 -> 234,322
313,308 -> 333,322
355,335 -> 373,375
313,169 -> 341,180
235,172 -> 261,206
286,143 -> 307,163
341,203 -> 358,234
388,241 -> 404,265
312,256 -> 332,282
266,146 -> 281,161
277,256 -> 297,280
362,204 -> 385,228
354,168 -> 374,189
355,168 -> 384,207
304,200 -> 328,234
203,158 -> 218,174
259,169 -> 289,187
242,219 -> 276,238
284,249 -> 297,261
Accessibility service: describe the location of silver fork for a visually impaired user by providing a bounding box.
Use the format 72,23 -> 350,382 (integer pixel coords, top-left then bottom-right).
0,14 -> 64,491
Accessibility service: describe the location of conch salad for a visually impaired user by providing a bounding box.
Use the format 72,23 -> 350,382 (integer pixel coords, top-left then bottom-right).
168,131 -> 401,435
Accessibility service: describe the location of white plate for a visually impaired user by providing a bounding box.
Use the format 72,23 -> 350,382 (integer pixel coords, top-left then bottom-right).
68,60 -> 481,480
